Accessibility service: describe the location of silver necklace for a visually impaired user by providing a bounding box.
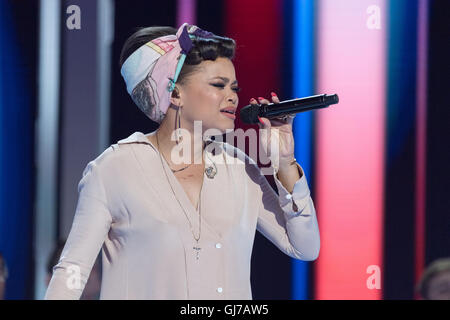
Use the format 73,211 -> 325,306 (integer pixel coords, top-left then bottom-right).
156,132 -> 203,261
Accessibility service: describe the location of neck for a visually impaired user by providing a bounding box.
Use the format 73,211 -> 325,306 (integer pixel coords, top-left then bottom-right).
155,117 -> 206,167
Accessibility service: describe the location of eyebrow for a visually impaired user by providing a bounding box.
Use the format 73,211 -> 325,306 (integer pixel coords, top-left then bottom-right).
210,76 -> 238,85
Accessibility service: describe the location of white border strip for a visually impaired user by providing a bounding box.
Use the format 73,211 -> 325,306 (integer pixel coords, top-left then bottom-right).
97,0 -> 114,151
34,0 -> 61,299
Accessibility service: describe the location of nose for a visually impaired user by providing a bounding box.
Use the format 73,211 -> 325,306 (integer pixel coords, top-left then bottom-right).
228,91 -> 238,105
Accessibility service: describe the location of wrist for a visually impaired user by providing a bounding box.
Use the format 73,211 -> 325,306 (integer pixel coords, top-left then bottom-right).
279,157 -> 297,170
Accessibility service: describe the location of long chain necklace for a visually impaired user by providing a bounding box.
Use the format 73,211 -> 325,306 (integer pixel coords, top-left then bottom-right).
156,131 -> 204,261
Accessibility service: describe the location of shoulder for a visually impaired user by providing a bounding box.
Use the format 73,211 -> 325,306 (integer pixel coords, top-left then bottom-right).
82,132 -> 149,177
80,146 -> 122,181
78,143 -> 139,195
110,131 -> 152,155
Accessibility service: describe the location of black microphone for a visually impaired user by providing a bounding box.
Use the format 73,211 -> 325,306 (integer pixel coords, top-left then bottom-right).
239,93 -> 339,124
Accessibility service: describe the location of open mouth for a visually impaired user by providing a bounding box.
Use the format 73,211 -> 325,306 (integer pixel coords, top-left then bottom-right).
220,110 -> 235,114
220,110 -> 236,119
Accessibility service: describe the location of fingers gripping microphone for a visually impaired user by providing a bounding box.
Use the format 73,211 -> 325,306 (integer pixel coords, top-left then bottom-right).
239,93 -> 339,124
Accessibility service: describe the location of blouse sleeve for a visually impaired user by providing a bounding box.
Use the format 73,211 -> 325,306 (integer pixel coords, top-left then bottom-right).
256,163 -> 320,261
44,161 -> 112,300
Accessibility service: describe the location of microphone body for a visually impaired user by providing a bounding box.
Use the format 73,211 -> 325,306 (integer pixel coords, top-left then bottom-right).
239,93 -> 339,124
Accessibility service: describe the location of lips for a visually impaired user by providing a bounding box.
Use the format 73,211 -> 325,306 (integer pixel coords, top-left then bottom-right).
220,111 -> 236,120
219,106 -> 237,115
219,106 -> 237,120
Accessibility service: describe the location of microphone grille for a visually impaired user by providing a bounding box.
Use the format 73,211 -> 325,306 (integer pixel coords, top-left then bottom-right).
239,104 -> 260,124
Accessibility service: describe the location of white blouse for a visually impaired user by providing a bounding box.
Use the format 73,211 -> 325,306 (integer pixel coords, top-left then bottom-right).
45,131 -> 320,299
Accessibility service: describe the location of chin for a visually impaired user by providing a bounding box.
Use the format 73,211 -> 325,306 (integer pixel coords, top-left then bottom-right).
203,121 -> 235,138
218,121 -> 235,133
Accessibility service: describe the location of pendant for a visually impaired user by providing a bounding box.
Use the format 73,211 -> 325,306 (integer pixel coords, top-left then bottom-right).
193,245 -> 201,260
205,165 -> 217,179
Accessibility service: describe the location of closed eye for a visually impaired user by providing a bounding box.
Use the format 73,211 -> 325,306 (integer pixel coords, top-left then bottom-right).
211,84 -> 241,93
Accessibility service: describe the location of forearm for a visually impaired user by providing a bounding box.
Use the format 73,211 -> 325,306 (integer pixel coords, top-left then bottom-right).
276,161 -> 302,194
258,161 -> 320,261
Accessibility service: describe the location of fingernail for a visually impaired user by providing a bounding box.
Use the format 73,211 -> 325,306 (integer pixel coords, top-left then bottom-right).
271,92 -> 277,97
257,116 -> 265,125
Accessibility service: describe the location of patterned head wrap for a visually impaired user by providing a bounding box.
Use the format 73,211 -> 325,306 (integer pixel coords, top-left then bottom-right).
120,22 -> 215,123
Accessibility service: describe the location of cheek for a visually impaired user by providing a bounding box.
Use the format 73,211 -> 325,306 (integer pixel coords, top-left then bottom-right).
205,88 -> 222,104
190,89 -> 222,113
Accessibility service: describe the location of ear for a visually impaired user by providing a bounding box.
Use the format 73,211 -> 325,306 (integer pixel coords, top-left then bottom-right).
169,86 -> 182,107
